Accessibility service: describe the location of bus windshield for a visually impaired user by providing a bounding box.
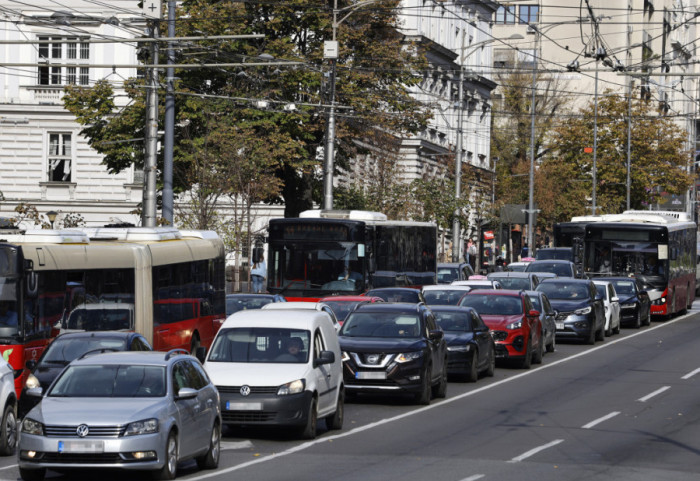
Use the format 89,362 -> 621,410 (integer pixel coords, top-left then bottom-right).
585,241 -> 667,279
269,241 -> 364,294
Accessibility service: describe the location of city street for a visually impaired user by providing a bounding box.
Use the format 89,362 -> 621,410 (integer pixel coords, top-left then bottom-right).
3,302 -> 700,480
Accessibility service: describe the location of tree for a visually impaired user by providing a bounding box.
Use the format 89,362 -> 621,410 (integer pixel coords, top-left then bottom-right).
63,0 -> 431,220
543,87 -> 693,220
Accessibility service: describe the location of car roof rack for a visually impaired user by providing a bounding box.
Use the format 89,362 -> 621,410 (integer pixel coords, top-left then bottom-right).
165,348 -> 190,361
78,348 -> 119,360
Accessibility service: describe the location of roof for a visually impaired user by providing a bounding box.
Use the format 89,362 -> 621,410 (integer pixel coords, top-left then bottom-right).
539,278 -> 591,285
487,272 -> 534,278
221,308 -> 331,330
69,350 -> 188,366
466,289 -> 524,297
54,331 -> 138,341
422,285 -> 472,291
320,296 -> 382,302
428,305 -> 478,314
353,303 -> 424,314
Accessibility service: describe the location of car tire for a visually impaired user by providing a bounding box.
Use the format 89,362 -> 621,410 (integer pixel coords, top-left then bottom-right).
19,468 -> 45,481
643,307 -> 651,326
532,334 -> 544,365
605,317 -> 612,337
433,359 -> 448,398
518,339 -> 532,369
196,421 -> 220,470
633,310 -> 642,329
586,324 -> 596,345
299,398 -> 318,440
415,365 -> 432,405
154,431 -> 178,480
613,319 -> 621,335
485,348 -> 495,377
325,388 -> 344,430
465,351 -> 478,383
190,333 -> 201,355
595,321 -> 605,341
0,402 -> 17,456
546,332 -> 556,353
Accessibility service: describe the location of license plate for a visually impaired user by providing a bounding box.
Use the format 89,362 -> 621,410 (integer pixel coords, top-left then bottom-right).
355,371 -> 386,380
556,322 -> 565,330
58,440 -> 104,453
226,401 -> 262,411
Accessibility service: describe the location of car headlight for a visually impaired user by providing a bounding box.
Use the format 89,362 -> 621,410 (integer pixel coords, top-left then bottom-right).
506,320 -> 523,330
125,418 -> 159,436
447,345 -> 470,352
395,351 -> 423,363
21,418 -> 44,436
575,306 -> 592,315
341,351 -> 350,362
277,379 -> 305,396
25,373 -> 40,390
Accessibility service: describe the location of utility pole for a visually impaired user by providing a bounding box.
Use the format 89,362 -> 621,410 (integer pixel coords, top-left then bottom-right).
142,20 -> 159,227
452,31 -> 465,263
163,0 -> 176,225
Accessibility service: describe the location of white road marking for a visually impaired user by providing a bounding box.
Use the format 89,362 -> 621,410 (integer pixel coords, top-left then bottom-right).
0,464 -> 15,471
508,439 -> 564,463
581,411 -> 620,429
681,367 -> 700,380
459,475 -> 485,481
221,441 -> 253,450
638,386 -> 671,402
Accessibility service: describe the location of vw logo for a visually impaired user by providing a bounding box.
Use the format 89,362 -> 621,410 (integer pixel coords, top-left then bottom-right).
240,385 -> 251,396
76,424 -> 89,438
366,354 -> 380,365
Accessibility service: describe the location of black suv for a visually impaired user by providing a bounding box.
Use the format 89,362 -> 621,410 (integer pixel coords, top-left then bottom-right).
535,278 -> 605,344
339,303 -> 447,404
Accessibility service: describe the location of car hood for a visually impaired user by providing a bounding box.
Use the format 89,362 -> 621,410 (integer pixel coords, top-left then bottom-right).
339,337 -> 426,353
28,397 -> 165,425
477,314 -> 522,330
547,299 -> 592,311
443,332 -> 475,345
205,361 -> 312,387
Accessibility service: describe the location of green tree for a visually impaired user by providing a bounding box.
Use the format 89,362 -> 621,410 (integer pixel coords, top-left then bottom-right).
543,87 -> 693,220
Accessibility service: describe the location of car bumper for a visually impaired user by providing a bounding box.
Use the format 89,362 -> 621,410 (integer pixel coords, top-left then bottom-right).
619,305 -> 639,323
554,313 -> 596,340
218,390 -> 313,427
18,432 -> 165,471
490,331 -> 528,360
342,360 -> 425,394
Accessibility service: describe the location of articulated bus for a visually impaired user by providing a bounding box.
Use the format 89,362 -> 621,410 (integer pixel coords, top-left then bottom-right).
582,211 -> 696,317
267,210 -> 437,301
0,225 -> 226,395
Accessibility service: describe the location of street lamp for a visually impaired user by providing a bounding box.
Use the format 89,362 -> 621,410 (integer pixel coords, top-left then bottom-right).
46,211 -> 58,229
451,33 -> 523,262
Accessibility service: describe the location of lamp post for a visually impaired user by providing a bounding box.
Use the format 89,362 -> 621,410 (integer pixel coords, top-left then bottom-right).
452,33 -> 523,262
46,211 -> 58,229
322,0 -> 380,211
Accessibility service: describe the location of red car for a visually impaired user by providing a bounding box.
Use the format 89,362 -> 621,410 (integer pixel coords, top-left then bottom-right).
319,296 -> 384,326
458,289 -> 544,369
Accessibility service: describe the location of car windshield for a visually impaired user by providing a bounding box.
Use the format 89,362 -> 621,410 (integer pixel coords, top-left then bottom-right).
459,295 -> 522,315
490,277 -> 530,290
49,364 -> 166,397
437,267 -> 459,284
527,262 -> 572,277
365,290 -> 420,303
208,328 -> 310,363
434,312 -> 472,332
536,249 -> 573,261
64,306 -> 133,331
537,283 -> 589,300
42,337 -> 127,365
226,296 -> 274,315
323,300 -> 362,322
423,290 -> 467,306
507,264 -> 528,272
611,281 -> 635,295
341,312 -> 420,338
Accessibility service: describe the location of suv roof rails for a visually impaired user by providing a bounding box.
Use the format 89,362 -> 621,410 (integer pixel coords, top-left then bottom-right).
78,348 -> 119,360
165,348 -> 190,361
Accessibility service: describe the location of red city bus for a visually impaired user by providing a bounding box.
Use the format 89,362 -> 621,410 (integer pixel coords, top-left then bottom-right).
0,225 -> 226,397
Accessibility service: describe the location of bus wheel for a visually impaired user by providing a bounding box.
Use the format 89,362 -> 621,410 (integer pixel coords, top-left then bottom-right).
190,334 -> 201,354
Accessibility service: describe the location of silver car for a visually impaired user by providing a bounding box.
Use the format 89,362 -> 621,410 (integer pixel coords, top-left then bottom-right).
18,350 -> 221,481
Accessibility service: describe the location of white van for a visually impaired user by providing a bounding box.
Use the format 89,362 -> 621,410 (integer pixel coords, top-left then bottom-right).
202,309 -> 344,439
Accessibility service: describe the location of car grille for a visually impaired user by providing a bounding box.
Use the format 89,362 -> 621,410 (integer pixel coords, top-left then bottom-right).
556,312 -> 572,321
44,425 -> 125,437
491,331 -> 507,341
222,411 -> 277,423
39,453 -> 129,464
216,385 -> 278,395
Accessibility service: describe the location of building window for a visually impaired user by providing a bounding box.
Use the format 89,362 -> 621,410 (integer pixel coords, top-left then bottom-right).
48,133 -> 72,182
519,5 -> 539,24
38,36 -> 89,86
495,5 -> 516,24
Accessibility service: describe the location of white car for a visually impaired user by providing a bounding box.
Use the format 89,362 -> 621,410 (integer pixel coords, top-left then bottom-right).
202,309 -> 344,439
262,302 -> 341,331
451,280 -> 502,290
593,280 -> 621,336
0,359 -> 16,456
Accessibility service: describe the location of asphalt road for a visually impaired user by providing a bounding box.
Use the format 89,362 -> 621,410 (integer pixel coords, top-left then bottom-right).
3,303 -> 700,481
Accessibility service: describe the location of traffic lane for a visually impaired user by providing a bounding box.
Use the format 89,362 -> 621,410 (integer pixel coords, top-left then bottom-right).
174,309 -> 700,481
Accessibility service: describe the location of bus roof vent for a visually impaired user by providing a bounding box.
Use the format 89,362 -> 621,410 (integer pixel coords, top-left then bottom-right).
300,209 -> 388,222
16,230 -> 90,244
570,215 -> 605,223
81,226 -> 182,241
179,230 -> 221,240
622,210 -> 691,222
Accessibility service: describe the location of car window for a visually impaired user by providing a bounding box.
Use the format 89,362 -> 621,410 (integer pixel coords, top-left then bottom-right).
130,336 -> 151,351
434,311 -> 471,332
472,312 -> 486,330
42,337 -> 127,364
313,329 -> 325,359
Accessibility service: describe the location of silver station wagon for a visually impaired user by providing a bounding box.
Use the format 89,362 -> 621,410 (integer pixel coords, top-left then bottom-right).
18,350 -> 221,481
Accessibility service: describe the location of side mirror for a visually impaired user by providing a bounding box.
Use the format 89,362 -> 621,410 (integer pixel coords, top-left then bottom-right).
314,350 -> 335,368
528,310 -> 540,317
611,296 -> 619,302
25,360 -> 37,371
429,329 -> 444,340
176,387 -> 198,400
195,346 -> 207,363
26,387 -> 43,397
